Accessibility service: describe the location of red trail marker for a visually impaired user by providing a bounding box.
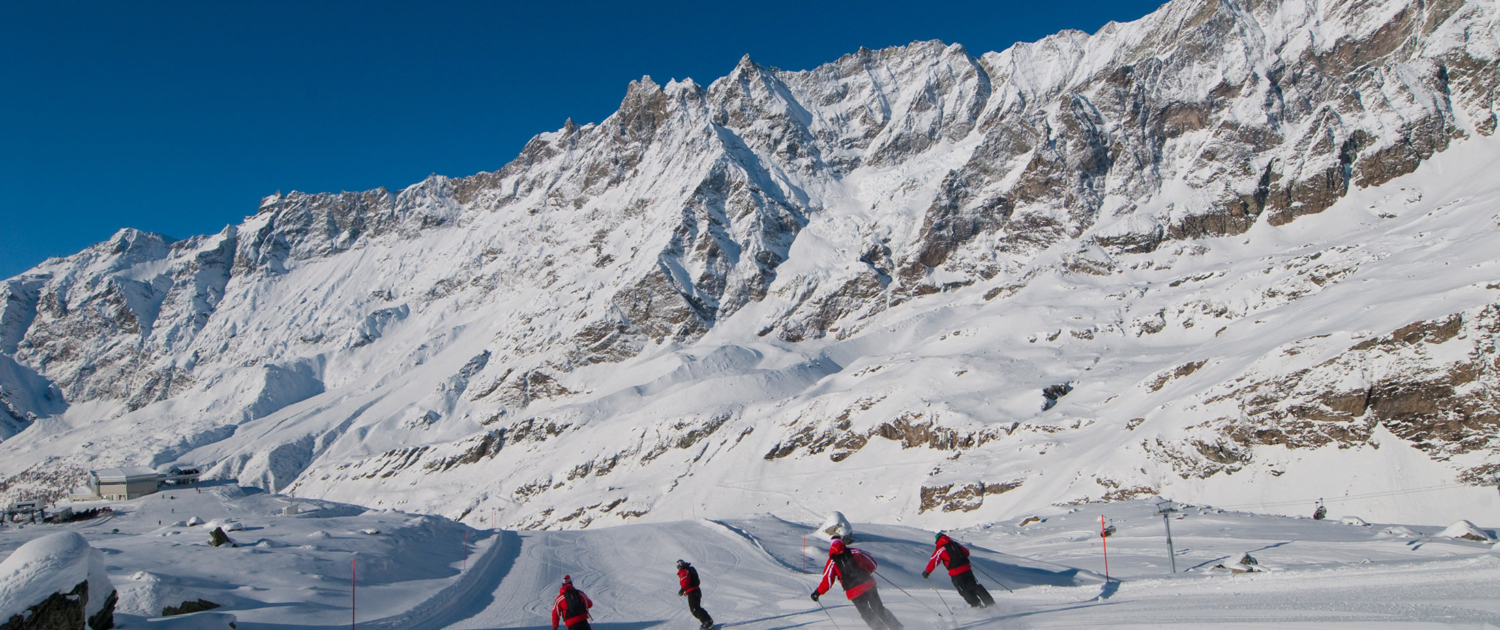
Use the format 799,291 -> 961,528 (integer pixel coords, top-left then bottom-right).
1100,515 -> 1109,580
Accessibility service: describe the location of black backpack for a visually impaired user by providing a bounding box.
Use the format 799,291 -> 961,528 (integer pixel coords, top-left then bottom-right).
833,551 -> 873,588
562,587 -> 587,618
944,540 -> 971,570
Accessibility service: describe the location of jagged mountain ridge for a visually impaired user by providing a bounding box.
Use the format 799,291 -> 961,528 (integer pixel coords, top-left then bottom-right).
0,0 -> 1497,528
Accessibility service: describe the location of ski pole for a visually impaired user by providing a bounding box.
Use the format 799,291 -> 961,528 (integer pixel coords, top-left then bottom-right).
873,571 -> 943,617
816,598 -> 842,630
924,573 -> 954,616
970,564 -> 1015,594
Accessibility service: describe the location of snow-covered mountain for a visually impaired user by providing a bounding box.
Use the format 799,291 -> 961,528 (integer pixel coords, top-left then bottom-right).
2,0 -> 1498,528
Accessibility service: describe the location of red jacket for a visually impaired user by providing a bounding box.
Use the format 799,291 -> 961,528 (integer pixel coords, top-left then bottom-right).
815,548 -> 878,600
551,585 -> 593,629
924,535 -> 972,576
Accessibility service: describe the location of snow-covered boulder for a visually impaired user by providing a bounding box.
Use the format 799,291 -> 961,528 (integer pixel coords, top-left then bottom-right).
1216,552 -> 1261,573
1340,516 -> 1370,527
817,512 -> 852,540
1439,520 -> 1492,542
114,579 -> 217,619
0,531 -> 116,629
184,516 -> 204,526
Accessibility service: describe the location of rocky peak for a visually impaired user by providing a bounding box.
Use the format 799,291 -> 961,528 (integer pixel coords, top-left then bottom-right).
615,76 -> 671,145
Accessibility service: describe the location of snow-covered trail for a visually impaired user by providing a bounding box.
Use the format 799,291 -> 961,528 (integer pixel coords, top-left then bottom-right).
443,517 -> 1099,630
1000,554 -> 1500,628
434,506 -> 1500,630
447,520 -> 836,630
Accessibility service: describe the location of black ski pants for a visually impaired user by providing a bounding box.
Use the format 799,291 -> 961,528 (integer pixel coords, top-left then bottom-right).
851,588 -> 902,630
565,622 -> 591,630
951,570 -> 994,608
686,590 -> 713,627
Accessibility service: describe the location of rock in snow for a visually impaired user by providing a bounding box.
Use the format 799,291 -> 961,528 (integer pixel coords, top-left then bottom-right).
818,511 -> 853,540
0,532 -> 116,629
1439,520 -> 1493,542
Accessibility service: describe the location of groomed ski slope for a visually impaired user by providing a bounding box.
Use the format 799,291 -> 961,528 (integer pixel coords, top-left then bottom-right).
445,518 -> 1097,630
441,505 -> 1500,629
3,487 -> 1498,628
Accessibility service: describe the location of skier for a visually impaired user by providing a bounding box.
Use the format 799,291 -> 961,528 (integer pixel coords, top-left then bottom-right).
676,559 -> 714,629
811,538 -> 902,630
551,575 -> 594,630
922,532 -> 994,608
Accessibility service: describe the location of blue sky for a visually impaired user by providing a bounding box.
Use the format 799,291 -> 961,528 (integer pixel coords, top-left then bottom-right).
0,0 -> 1166,279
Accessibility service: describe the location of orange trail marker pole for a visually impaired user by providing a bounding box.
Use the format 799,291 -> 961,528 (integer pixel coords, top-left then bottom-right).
1100,515 -> 1109,580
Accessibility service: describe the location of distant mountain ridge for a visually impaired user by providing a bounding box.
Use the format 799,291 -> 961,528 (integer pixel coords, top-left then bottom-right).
1,0 -> 1497,528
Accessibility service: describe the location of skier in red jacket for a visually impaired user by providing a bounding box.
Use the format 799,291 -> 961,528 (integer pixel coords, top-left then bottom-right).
551,575 -> 593,630
922,532 -> 994,608
811,538 -> 903,630
676,559 -> 714,629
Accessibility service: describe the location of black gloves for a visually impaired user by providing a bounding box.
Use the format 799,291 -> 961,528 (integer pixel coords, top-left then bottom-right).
678,589 -> 685,596
922,571 -> 930,578
810,591 -> 820,602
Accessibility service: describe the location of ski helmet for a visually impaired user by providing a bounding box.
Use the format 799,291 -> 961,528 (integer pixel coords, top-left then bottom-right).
676,559 -> 688,569
829,538 -> 847,555
934,532 -> 945,541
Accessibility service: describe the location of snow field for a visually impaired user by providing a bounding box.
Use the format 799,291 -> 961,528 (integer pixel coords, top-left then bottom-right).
0,483 -> 492,628
2,489 -> 1498,628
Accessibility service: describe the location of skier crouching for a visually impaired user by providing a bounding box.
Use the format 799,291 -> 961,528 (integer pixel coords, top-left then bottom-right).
922,532 -> 994,608
812,538 -> 903,630
552,575 -> 594,630
677,559 -> 715,629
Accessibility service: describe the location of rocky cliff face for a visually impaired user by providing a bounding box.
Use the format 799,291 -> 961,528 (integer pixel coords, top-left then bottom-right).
0,0 -> 1497,526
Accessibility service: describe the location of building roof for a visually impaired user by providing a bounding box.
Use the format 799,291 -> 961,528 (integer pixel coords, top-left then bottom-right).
92,467 -> 160,483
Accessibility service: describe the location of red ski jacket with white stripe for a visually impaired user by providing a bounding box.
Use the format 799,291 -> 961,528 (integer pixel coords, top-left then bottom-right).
924,535 -> 972,576
815,548 -> 878,599
551,585 -> 593,629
